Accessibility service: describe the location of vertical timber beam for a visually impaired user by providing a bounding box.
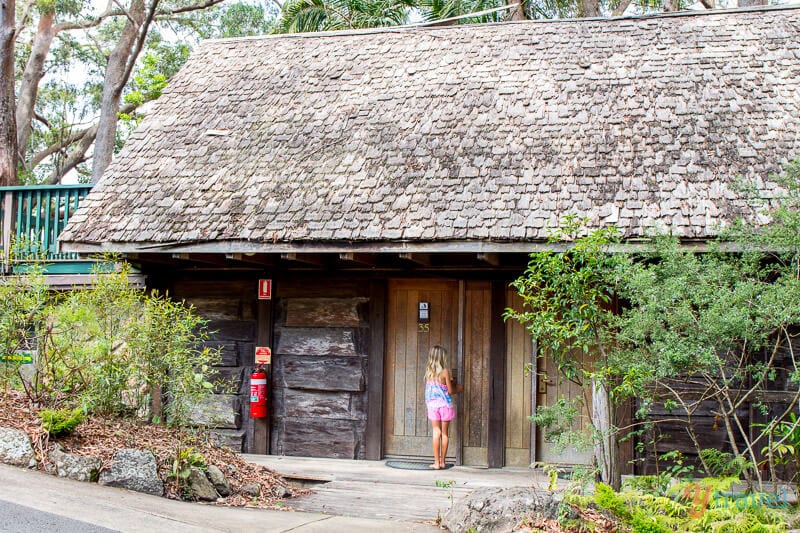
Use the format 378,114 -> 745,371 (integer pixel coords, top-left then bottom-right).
253,281 -> 273,454
488,280 -> 507,468
2,191 -> 13,273
455,280 -> 465,466
365,279 -> 387,460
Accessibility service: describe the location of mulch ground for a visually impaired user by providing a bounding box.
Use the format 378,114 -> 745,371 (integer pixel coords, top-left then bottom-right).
515,506 -> 619,532
0,389 -> 301,508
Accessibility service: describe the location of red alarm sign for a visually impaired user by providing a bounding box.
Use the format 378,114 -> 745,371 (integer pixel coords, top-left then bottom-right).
258,279 -> 272,300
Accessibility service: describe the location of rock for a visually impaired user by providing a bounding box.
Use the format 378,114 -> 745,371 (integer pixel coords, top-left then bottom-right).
241,482 -> 261,497
442,487 -> 563,533
186,395 -> 240,429
187,467 -> 219,501
209,429 -> 245,452
50,444 -> 100,482
98,449 -> 164,496
205,465 -> 232,497
273,484 -> 293,498
0,427 -> 36,468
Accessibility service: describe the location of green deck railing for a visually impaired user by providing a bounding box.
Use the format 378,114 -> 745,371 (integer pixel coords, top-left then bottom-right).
1,184 -> 93,273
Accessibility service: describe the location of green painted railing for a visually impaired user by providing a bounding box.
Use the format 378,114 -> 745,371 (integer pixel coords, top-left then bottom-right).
1,184 -> 93,272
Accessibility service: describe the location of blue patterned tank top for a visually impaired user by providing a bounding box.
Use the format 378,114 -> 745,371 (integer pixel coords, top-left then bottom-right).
425,380 -> 452,409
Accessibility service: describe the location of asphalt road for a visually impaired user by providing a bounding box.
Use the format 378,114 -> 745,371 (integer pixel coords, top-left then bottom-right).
0,500 -> 117,533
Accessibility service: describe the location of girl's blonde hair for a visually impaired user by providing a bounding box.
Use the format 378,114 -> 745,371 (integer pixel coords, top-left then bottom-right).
425,345 -> 448,381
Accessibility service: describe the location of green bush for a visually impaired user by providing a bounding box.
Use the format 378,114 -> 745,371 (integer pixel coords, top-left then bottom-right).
39,407 -> 85,436
580,480 -> 791,532
2,258 -> 226,428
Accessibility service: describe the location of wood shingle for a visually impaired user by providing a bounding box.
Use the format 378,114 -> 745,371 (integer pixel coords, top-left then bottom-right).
60,7 -> 800,252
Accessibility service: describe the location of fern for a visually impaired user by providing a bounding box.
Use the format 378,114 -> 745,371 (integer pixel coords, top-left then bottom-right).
585,479 -> 790,533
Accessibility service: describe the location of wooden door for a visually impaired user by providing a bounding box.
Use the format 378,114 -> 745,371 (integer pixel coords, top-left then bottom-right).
384,279 -> 459,458
461,281 -> 491,466
536,348 -> 594,465
505,289 -> 534,467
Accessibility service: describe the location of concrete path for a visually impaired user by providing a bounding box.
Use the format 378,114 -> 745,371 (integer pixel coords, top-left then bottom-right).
0,463 -> 438,532
245,455 -> 544,523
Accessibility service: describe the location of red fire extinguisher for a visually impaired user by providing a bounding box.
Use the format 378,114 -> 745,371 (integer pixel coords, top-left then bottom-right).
250,369 -> 268,418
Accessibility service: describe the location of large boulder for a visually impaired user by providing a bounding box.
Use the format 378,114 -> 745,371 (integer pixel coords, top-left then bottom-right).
98,449 -> 164,496
187,467 -> 219,501
205,465 -> 232,497
50,444 -> 100,482
442,487 -> 563,533
186,395 -> 240,429
0,427 -> 36,468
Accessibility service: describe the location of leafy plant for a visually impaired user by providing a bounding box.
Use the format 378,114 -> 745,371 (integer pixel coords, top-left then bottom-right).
168,445 -> 207,497
700,448 -> 752,479
658,450 -> 695,481
39,407 -> 85,437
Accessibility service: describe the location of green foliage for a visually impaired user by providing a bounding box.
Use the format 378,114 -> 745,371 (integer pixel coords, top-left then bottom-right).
758,413 -> 800,483
507,216 -> 626,481
700,449 -> 752,479
659,450 -> 695,480
0,255 -> 48,393
585,480 -> 790,533
168,445 -> 206,496
531,397 -> 593,453
506,216 -> 625,368
39,407 -> 85,436
623,473 -> 672,497
1,259 -> 225,427
275,0 -> 415,33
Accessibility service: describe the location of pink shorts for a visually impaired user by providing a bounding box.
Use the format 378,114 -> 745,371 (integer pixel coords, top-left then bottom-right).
427,406 -> 455,422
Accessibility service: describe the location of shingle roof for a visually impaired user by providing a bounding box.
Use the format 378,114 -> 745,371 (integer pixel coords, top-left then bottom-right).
61,7 -> 800,252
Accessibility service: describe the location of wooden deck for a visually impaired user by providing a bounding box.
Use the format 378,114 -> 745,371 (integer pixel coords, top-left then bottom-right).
244,455 -> 546,523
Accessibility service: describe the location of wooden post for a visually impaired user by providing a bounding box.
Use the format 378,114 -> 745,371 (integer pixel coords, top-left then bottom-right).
530,339 -> 538,465
365,279 -> 386,460
2,190 -> 13,273
487,280 -> 507,468
253,288 -> 273,455
455,280 -> 465,466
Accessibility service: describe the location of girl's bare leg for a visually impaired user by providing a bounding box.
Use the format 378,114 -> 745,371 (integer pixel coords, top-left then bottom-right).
431,420 -> 442,469
440,420 -> 450,468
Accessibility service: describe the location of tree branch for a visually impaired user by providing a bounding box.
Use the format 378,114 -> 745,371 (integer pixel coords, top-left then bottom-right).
45,123 -> 98,184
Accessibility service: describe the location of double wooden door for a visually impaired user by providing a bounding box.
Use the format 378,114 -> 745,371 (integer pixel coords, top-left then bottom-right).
383,279 -> 491,465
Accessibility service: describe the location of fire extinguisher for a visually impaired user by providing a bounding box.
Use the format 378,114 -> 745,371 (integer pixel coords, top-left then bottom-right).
250,368 -> 268,418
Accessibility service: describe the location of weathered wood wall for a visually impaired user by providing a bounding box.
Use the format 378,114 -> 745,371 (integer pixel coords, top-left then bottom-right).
170,277 -> 257,452
636,334 -> 800,475
270,280 -> 371,459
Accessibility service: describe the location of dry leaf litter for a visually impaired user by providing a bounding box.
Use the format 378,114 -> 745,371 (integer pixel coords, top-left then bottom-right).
0,390 -> 303,508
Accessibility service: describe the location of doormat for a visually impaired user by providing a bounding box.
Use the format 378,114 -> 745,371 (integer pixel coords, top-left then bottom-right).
385,460 -> 453,470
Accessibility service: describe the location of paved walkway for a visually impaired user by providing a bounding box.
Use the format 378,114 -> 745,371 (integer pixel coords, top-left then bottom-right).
0,463 -> 438,532
245,455 -> 544,523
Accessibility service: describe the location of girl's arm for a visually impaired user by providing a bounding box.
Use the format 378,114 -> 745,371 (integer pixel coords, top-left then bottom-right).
441,368 -> 463,394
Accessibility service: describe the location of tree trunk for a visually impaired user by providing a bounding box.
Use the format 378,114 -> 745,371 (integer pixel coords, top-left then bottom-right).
0,0 -> 18,186
737,0 -> 765,5
91,0 -> 146,183
508,0 -> 527,20
592,378 -> 621,489
16,11 -> 56,163
581,0 -> 601,17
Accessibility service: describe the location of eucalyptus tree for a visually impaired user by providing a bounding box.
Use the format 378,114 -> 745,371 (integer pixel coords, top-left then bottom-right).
1,0 -> 277,185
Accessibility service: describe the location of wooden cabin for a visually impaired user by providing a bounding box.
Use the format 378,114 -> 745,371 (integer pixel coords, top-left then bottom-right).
60,7 -> 800,469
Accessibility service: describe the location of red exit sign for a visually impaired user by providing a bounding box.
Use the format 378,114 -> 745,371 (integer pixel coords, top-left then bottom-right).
258,279 -> 272,300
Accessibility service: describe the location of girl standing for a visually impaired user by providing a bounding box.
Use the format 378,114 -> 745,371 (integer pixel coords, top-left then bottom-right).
424,345 -> 462,469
